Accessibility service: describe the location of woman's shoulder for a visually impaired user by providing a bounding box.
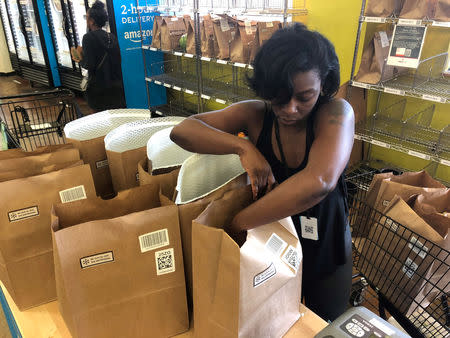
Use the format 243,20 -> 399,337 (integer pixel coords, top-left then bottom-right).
316,97 -> 354,120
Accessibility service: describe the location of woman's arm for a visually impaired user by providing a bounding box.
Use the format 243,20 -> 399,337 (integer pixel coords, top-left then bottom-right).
231,98 -> 355,230
171,100 -> 276,198
79,34 -> 95,71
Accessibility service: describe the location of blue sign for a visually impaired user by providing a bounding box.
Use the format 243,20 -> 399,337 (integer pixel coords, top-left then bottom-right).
113,0 -> 166,108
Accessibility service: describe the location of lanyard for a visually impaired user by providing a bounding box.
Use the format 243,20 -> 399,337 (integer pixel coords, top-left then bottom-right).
274,117 -> 289,179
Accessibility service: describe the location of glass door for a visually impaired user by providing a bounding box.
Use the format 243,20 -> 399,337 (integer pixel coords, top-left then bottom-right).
0,0 -> 16,54
46,0 -> 72,68
5,0 -> 29,61
18,0 -> 45,65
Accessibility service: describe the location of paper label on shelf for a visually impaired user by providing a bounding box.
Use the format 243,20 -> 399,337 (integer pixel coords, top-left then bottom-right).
216,98 -> 226,104
80,251 -> 114,269
354,134 -> 362,140
173,86 -> 181,91
95,159 -> 109,169
8,206 -> 39,222
253,263 -> 276,287
379,31 -> 390,48
266,21 -> 274,27
408,150 -> 430,160
59,185 -> 87,203
371,140 -> 390,148
398,19 -> 422,26
174,52 -> 183,56
440,159 -> 450,167
220,18 -> 230,32
422,94 -> 446,103
163,83 -> 171,88
201,94 -> 211,100
432,21 -> 450,28
154,80 -> 162,85
217,59 -> 228,64
234,62 -> 247,68
364,16 -> 386,23
384,87 -> 405,96
408,236 -> 428,259
155,248 -> 175,275
265,233 -> 287,257
402,257 -> 418,278
150,47 -> 158,51
281,245 -> 300,272
201,56 -> 211,61
185,89 -> 194,95
184,53 -> 194,58
30,123 -> 51,130
351,81 -> 370,89
139,229 -> 169,253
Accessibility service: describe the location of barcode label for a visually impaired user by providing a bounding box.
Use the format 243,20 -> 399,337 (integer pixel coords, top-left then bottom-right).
384,87 -> 405,96
422,94 -> 445,103
372,140 -> 390,148
234,62 -> 247,68
8,206 -> 39,222
201,56 -> 211,61
216,98 -> 226,104
408,150 -> 430,160
185,89 -> 194,95
139,229 -> 169,253
364,16 -> 386,23
282,245 -> 300,272
30,123 -> 52,130
440,159 -> 450,166
398,19 -> 422,26
408,236 -> 428,259
80,251 -> 114,269
95,159 -> 109,169
59,185 -> 87,203
352,81 -> 370,89
217,59 -> 228,64
155,248 -> 175,275
402,258 -> 418,278
253,263 -> 276,287
265,233 -> 287,256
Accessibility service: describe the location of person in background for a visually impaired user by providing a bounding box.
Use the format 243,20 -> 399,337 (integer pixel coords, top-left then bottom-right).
170,23 -> 355,322
71,1 -> 125,112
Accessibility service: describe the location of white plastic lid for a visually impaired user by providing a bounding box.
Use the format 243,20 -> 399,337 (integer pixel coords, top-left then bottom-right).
147,127 -> 194,171
63,109 -> 150,141
104,116 -> 185,152
175,153 -> 245,204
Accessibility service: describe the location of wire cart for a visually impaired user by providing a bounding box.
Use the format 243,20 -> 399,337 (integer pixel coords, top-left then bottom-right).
0,89 -> 81,151
346,164 -> 449,338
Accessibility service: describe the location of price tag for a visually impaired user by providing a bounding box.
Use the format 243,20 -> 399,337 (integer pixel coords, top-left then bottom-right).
384,87 -> 405,96
201,56 -> 211,61
408,150 -> 430,160
422,94 -> 446,103
372,140 -> 390,148
185,89 -> 194,95
354,134 -> 362,140
234,62 -> 247,68
217,59 -> 228,64
163,83 -> 171,88
364,16 -> 386,23
174,52 -> 183,56
173,86 -> 181,91
215,98 -> 226,104
432,21 -> 450,28
184,53 -> 194,58
201,94 -> 211,100
154,80 -> 162,85
352,81 -> 370,89
150,47 -> 158,51
398,19 -> 422,26
440,159 -> 450,166
387,25 -> 427,69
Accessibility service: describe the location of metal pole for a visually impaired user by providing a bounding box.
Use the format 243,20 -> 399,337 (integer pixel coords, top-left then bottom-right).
194,0 -> 203,113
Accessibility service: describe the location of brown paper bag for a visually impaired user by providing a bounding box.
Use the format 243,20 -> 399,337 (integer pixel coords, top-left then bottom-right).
150,16 -> 163,49
249,21 -> 281,63
51,185 -> 188,338
0,144 -> 73,160
0,164 -> 96,310
201,15 -> 219,58
138,158 -> 179,200
213,16 -> 237,60
0,160 -> 83,182
193,186 -> 302,337
0,147 -> 80,172
107,147 -> 147,193
160,17 -> 187,51
230,21 -> 257,64
185,16 -> 196,54
373,171 -> 446,212
400,0 -> 450,21
67,137 -> 114,198
365,0 -> 404,17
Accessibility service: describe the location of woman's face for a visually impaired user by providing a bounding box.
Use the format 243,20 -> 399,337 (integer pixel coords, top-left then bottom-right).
271,69 -> 322,127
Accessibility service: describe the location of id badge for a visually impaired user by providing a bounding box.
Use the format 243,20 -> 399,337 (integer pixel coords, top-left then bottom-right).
300,216 -> 319,241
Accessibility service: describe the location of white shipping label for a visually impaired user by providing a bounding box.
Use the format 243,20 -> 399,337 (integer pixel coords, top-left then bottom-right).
379,31 -> 390,48
300,216 -> 318,241
8,206 -> 39,222
408,236 -> 428,259
266,21 -> 274,28
95,159 -> 109,169
220,18 -> 230,32
80,251 -> 114,269
59,185 -> 87,203
402,257 -> 418,278
265,233 -> 288,256
386,218 -> 398,232
282,245 -> 300,272
253,262 -> 276,287
155,248 -> 175,275
139,229 -> 169,253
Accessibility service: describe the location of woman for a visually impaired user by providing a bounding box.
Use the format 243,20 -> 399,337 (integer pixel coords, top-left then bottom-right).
71,1 -> 125,111
171,23 -> 355,321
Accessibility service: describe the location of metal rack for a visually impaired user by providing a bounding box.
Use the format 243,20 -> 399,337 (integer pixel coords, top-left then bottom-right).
137,0 -> 307,115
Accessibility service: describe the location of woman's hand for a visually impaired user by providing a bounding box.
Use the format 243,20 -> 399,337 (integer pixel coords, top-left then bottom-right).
70,46 -> 83,62
225,213 -> 247,247
238,140 -> 276,200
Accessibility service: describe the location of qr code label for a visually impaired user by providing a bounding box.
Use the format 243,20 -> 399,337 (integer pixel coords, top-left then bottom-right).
402,257 -> 418,279
265,233 -> 287,257
282,245 -> 301,272
155,248 -> 175,275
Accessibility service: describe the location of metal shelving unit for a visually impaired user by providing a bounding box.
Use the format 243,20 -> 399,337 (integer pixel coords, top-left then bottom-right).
137,0 -> 307,115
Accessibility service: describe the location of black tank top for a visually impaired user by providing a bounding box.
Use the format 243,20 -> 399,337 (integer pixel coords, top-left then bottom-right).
256,102 -> 351,278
